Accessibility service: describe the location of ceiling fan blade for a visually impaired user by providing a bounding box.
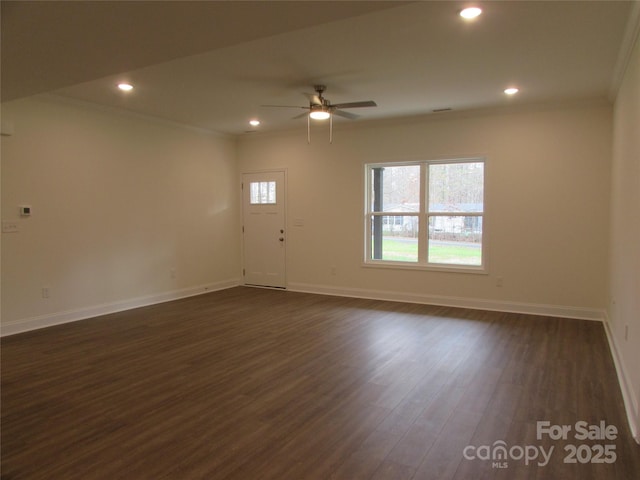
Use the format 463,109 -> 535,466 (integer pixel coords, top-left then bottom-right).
333,109 -> 360,120
331,100 -> 377,109
261,104 -> 307,109
292,111 -> 309,119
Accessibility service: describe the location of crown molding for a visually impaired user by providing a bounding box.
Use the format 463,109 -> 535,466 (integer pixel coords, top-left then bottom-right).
32,93 -> 234,139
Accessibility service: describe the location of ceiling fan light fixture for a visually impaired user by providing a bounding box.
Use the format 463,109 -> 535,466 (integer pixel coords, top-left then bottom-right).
460,7 -> 482,19
309,106 -> 331,120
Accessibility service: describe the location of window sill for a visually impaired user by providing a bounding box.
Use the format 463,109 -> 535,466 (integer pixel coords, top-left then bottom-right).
361,261 -> 487,275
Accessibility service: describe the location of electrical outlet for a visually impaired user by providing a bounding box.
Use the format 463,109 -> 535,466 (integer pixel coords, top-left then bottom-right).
170,269 -> 176,279
496,276 -> 503,287
42,287 -> 50,299
330,265 -> 337,276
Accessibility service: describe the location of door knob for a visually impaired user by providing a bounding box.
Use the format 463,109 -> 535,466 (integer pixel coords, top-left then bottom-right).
279,237 -> 284,242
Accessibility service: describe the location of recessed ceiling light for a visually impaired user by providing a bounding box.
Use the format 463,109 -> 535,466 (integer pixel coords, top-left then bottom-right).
249,119 -> 260,126
504,87 -> 519,95
460,7 -> 482,19
117,83 -> 134,92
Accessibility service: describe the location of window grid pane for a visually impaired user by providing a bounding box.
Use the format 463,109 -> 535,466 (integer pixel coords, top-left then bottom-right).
428,215 -> 482,266
428,162 -> 484,213
371,165 -> 420,213
370,215 -> 419,262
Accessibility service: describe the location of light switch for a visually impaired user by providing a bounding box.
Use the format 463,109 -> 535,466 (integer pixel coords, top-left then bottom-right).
2,221 -> 20,233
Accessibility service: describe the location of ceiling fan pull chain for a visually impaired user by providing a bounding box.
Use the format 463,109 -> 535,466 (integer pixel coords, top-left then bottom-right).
330,113 -> 333,144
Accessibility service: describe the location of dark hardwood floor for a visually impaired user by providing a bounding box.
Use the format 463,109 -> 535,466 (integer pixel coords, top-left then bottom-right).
2,287 -> 639,479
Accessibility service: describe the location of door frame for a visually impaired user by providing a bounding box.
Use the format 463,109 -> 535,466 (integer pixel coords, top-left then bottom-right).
240,168 -> 288,288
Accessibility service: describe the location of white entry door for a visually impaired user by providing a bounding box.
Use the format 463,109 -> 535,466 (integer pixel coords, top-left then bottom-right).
242,171 -> 286,288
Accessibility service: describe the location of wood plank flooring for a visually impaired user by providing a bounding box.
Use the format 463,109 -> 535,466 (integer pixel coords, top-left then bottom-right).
2,287 -> 639,479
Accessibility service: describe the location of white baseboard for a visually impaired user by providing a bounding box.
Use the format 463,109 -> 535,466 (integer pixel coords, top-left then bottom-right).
602,313 -> 640,444
1,279 -> 241,337
287,282 -> 605,321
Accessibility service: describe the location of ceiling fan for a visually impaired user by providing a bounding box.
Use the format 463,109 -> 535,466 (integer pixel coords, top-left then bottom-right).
262,85 -> 377,143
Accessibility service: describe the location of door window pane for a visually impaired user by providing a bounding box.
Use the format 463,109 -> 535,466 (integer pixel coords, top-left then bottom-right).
250,181 -> 276,204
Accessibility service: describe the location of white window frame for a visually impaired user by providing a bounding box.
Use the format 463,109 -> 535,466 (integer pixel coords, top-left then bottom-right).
364,158 -> 487,274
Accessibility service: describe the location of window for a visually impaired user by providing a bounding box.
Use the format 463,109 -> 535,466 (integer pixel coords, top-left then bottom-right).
250,181 -> 276,204
365,159 -> 485,271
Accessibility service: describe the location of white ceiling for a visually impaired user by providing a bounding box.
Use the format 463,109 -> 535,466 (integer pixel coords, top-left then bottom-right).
1,1 -> 635,136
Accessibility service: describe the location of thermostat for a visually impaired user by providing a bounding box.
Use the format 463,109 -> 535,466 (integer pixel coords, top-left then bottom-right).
19,205 -> 32,216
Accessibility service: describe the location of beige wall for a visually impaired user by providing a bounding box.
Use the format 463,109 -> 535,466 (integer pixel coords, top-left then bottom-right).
238,103 -> 612,318
1,97 -> 614,329
1,96 -> 240,331
609,30 -> 640,439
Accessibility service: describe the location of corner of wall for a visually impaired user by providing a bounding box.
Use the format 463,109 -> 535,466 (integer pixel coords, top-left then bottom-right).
608,16 -> 640,444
